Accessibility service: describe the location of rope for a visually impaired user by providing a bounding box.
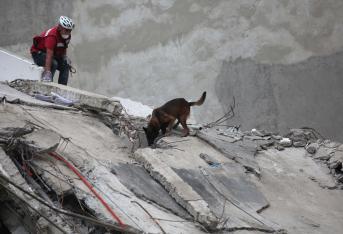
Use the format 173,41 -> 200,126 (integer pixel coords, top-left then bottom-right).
48,151 -> 126,229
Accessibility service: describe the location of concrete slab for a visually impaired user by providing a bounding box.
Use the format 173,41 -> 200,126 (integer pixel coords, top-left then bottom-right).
18,129 -> 60,154
197,128 -> 261,175
135,136 -> 279,231
0,82 -> 73,109
206,163 -> 269,213
253,148 -> 343,234
134,148 -> 218,228
113,163 -> 191,219
174,167 -> 277,232
0,85 -> 206,233
263,148 -> 336,189
10,80 -> 123,115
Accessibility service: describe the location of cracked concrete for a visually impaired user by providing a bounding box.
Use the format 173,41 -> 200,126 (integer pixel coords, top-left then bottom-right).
1,82 -> 343,233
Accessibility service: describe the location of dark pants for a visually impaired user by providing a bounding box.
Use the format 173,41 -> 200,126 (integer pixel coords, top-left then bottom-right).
32,51 -> 69,85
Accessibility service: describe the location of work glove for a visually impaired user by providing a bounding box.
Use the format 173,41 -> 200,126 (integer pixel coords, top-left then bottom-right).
41,70 -> 52,82
63,56 -> 72,66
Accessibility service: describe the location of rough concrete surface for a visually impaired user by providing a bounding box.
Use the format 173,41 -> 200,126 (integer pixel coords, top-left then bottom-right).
1,82 -> 343,233
0,82 -> 207,233
253,148 -> 343,234
134,136 -> 280,232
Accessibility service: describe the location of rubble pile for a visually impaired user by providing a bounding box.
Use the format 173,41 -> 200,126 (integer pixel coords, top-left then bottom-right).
1,80 -> 343,233
286,128 -> 343,186
197,127 -> 343,188
8,79 -> 146,149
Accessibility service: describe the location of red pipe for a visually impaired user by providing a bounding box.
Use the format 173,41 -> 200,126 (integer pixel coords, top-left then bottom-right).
48,152 -> 126,229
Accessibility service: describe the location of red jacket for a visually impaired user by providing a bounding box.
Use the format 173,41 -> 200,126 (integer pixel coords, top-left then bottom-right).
31,26 -> 71,58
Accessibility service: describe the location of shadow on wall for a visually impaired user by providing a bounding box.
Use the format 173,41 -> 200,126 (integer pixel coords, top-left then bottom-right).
215,51 -> 343,141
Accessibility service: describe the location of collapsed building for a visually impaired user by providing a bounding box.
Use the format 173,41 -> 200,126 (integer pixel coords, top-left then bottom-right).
0,79 -> 343,234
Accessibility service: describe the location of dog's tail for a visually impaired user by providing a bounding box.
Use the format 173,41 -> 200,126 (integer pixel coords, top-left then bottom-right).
189,91 -> 206,106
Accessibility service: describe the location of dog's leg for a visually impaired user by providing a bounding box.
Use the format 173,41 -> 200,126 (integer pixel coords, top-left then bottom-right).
161,126 -> 167,135
166,118 -> 176,134
160,122 -> 169,135
159,111 -> 176,134
173,120 -> 180,129
179,115 -> 190,137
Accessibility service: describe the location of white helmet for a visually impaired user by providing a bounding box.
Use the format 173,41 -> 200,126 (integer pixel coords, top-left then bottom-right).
59,16 -> 74,30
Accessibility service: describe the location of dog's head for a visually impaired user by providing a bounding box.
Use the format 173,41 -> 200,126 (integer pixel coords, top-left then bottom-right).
143,125 -> 159,146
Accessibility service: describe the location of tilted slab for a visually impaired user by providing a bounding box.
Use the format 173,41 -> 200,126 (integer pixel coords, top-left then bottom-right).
10,80 -> 122,115
205,162 -> 269,213
135,136 -> 282,232
0,82 -> 72,109
198,128 -> 261,175
17,129 -> 60,154
0,102 -> 204,233
113,163 -> 191,219
134,148 -> 219,229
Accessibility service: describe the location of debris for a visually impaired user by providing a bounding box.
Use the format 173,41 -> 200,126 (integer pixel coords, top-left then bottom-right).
280,138 -> 292,147
275,144 -> 285,151
337,175 -> 343,183
251,128 -> 264,137
2,80 -> 343,234
313,147 -> 334,160
17,129 -> 60,154
251,128 -> 272,137
286,128 -> 318,147
272,135 -> 283,140
328,151 -> 343,170
199,153 -> 221,168
306,142 -> 319,154
198,128 -> 261,176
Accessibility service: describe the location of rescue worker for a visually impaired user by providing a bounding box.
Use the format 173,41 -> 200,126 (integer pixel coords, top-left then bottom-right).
30,16 -> 74,85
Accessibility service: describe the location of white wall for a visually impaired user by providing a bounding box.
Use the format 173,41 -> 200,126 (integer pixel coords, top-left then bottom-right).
0,50 -> 42,82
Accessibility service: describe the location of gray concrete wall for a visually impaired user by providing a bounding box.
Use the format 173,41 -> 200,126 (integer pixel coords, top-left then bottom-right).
0,0 -> 72,46
1,0 -> 343,140
216,53 -> 343,140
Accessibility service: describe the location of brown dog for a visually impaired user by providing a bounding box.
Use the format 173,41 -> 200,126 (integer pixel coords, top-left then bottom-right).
143,92 -> 206,146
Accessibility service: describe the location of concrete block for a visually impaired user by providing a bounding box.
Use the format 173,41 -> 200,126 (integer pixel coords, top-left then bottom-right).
19,129 -> 60,154
15,80 -> 123,115
134,148 -> 219,228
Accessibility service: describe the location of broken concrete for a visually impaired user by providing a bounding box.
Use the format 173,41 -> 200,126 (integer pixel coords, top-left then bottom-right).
134,147 -> 219,229
112,163 -> 192,220
134,136 -> 280,232
197,128 -> 261,175
306,142 -> 320,154
0,82 -> 207,233
253,148 -> 343,234
1,81 -> 343,233
0,148 -> 74,233
0,81 -> 73,110
9,80 -> 122,115
17,129 -> 60,154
